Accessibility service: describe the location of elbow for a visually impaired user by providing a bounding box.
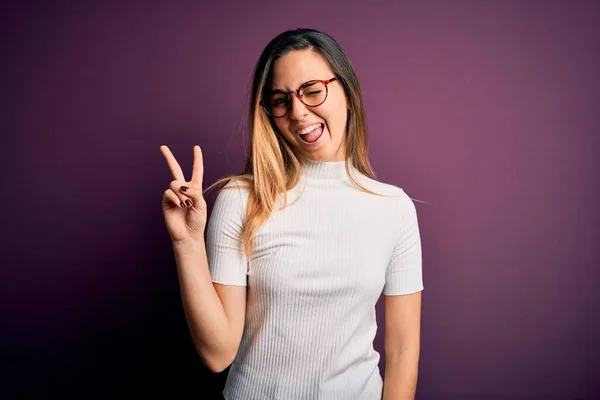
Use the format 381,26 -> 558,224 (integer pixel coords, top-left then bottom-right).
206,356 -> 233,374
197,346 -> 236,374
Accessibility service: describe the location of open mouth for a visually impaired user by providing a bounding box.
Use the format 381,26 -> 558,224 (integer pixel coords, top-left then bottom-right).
298,123 -> 324,144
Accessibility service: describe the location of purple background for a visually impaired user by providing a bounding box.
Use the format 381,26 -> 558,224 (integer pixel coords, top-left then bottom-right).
2,1 -> 599,398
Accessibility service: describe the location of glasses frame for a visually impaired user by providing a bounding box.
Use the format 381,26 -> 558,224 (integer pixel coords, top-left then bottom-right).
260,77 -> 338,118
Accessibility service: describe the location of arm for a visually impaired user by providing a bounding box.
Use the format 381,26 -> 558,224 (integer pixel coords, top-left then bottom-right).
173,238 -> 247,373
160,146 -> 247,373
382,291 -> 422,400
382,191 -> 424,398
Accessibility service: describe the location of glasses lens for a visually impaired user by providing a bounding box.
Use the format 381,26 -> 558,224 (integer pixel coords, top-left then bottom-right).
267,93 -> 290,117
299,81 -> 327,107
266,81 -> 328,117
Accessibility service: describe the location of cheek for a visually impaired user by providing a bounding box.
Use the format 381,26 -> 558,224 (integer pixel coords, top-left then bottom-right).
272,120 -> 300,146
322,95 -> 348,135
273,118 -> 290,137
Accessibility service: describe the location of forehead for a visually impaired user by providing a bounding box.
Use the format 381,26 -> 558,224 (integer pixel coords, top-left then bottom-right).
270,49 -> 333,90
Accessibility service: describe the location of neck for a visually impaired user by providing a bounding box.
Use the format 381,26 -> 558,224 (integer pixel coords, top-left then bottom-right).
303,159 -> 351,180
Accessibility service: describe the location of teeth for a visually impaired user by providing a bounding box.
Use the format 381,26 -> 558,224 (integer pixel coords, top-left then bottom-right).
297,124 -> 322,135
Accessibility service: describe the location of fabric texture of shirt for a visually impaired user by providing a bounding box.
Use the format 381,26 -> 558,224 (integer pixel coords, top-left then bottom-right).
206,160 -> 424,400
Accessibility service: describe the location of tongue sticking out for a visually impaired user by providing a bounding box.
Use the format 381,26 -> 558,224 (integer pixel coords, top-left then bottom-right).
300,125 -> 323,144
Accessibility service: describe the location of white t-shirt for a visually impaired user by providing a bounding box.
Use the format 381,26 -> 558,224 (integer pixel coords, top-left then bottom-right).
206,160 -> 424,400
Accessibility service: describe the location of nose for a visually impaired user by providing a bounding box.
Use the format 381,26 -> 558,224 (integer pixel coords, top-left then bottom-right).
288,94 -> 308,120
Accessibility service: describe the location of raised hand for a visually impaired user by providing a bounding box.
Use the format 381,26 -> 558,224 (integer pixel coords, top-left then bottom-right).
160,145 -> 208,243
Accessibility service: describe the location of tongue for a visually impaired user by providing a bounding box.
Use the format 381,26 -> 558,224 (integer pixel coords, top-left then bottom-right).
302,126 -> 322,143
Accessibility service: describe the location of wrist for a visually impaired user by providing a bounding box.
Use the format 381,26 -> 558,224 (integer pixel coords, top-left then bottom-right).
172,236 -> 205,253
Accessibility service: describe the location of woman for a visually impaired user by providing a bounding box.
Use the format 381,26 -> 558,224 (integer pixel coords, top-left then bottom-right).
160,28 -> 423,400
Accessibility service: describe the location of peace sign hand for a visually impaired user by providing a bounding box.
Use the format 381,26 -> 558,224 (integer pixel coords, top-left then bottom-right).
160,145 -> 208,244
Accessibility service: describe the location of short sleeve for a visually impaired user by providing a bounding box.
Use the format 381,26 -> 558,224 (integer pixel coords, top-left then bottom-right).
205,179 -> 249,286
383,192 -> 424,295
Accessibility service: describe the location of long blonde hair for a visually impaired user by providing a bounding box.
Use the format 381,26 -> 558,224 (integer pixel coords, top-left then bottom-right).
205,29 -> 386,259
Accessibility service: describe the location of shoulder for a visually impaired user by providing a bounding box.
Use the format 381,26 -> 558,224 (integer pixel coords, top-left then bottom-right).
221,176 -> 252,193
353,172 -> 418,217
211,176 -> 252,213
353,171 -> 411,199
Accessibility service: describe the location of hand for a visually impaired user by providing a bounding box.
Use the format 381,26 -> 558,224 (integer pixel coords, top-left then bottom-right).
160,145 -> 208,243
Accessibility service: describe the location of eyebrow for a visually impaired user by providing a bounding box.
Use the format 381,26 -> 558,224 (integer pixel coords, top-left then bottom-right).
270,80 -> 319,94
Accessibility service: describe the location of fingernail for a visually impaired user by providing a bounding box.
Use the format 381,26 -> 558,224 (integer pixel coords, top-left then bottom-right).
180,202 -> 185,208
180,186 -> 188,192
185,200 -> 192,207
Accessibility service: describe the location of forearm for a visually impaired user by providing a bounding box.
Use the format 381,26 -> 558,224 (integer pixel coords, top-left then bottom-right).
382,350 -> 420,400
173,237 -> 233,371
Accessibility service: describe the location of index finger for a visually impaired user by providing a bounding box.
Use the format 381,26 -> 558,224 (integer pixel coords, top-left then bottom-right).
160,145 -> 186,181
191,145 -> 204,187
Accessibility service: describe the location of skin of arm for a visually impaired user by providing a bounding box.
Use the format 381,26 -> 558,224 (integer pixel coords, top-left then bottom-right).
173,237 -> 247,373
382,291 -> 422,400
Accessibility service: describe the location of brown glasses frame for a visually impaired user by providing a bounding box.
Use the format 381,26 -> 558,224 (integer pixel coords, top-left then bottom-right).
260,77 -> 338,118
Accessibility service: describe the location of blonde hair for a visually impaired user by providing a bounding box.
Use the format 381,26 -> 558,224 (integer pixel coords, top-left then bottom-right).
204,29 -> 390,259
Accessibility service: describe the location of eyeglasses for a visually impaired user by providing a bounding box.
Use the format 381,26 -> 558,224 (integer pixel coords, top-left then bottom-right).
260,77 -> 338,118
